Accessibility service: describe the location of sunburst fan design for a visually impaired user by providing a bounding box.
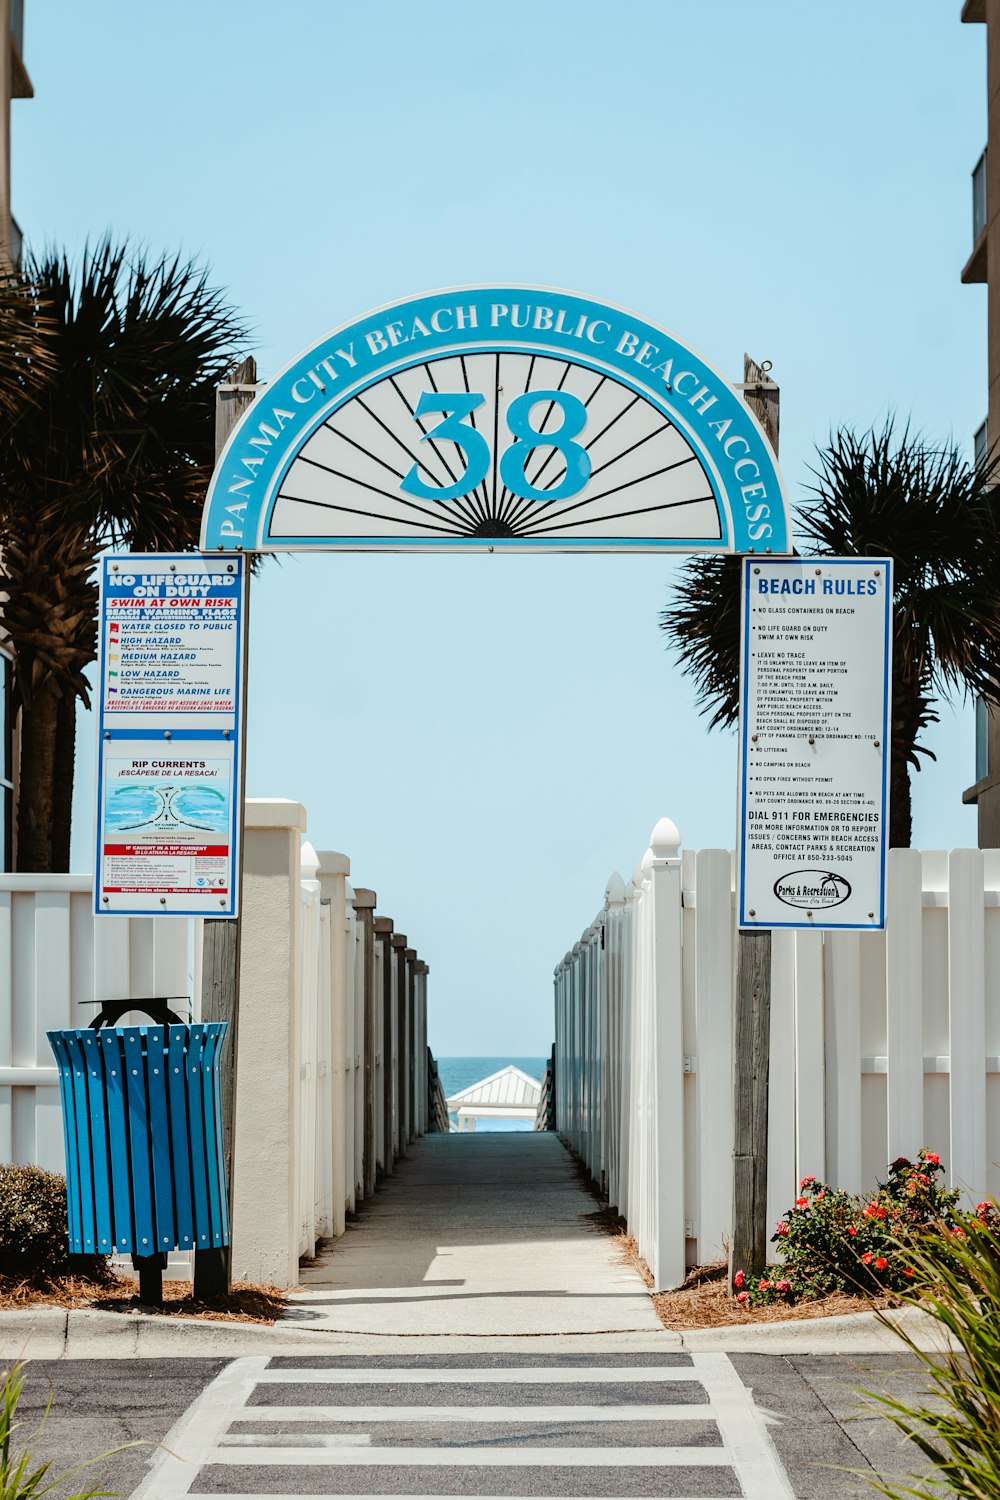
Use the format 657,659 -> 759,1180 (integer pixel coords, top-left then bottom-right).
267,353 -> 722,545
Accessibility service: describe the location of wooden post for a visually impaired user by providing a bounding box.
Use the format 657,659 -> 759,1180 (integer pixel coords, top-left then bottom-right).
730,355 -> 780,1289
405,950 -> 417,1142
352,888 -> 378,1198
391,933 -> 407,1160
195,356 -> 257,1301
374,915 -> 394,1176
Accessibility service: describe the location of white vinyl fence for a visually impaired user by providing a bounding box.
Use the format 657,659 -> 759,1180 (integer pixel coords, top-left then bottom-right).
0,877 -> 191,1170
555,818 -> 1000,1291
2,800 -> 443,1287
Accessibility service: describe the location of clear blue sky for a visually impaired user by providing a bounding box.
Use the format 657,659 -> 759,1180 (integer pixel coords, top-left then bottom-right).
17,3 -> 987,1053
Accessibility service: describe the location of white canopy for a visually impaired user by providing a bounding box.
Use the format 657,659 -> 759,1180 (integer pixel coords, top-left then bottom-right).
446,1065 -> 541,1132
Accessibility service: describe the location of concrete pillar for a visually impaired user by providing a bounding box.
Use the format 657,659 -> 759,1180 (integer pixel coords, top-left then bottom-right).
231,798 -> 306,1288
352,889 -> 377,1199
316,850 -> 350,1238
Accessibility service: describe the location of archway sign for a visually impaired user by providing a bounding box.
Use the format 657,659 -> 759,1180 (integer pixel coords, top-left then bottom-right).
201,287 -> 791,554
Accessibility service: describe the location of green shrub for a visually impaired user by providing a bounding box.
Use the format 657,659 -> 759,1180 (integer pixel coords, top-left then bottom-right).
0,1165 -> 108,1285
861,1202 -> 1000,1498
732,1149 -> 961,1308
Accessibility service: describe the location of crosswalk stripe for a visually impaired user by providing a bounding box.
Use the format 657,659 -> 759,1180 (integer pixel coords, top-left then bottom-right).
227,1401 -> 716,1422
204,1443 -> 735,1466
255,1364 -> 700,1384
128,1351 -> 795,1500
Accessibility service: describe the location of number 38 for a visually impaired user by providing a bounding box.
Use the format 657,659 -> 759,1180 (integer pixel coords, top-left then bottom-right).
400,390 -> 591,503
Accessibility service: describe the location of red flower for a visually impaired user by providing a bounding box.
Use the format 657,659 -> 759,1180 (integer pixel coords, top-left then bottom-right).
977,1202 -> 993,1218
863,1203 -> 877,1218
903,1267 -> 915,1279
776,1222 -> 789,1236
815,1190 -> 826,1202
734,1270 -> 745,1289
951,1227 -> 966,1239
758,1279 -> 771,1291
799,1175 -> 816,1188
795,1197 -> 809,1209
736,1291 -> 749,1305
861,1251 -> 874,1265
924,1153 -> 940,1166
776,1278 -> 792,1293
875,1206 -> 886,1219
847,1226 -> 858,1237
875,1257 -> 887,1271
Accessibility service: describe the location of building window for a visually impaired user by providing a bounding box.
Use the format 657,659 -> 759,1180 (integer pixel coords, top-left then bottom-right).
976,696 -> 990,784
973,148 -> 988,243
975,419 -> 988,469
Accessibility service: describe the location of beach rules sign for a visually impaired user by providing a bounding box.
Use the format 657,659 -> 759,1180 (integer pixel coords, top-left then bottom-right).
737,557 -> 892,931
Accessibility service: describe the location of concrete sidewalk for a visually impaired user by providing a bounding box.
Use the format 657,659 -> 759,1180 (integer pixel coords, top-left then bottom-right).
288,1132 -> 666,1338
0,1131 -> 951,1358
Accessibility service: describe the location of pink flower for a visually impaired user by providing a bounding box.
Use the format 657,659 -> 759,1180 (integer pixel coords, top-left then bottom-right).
861,1251 -> 874,1265
977,1202 -> 993,1218
736,1291 -> 749,1305
799,1175 -> 816,1188
815,1190 -> 825,1202
951,1227 -> 966,1239
776,1279 -> 791,1293
776,1222 -> 789,1236
734,1270 -> 745,1289
795,1197 -> 809,1209
875,1257 -> 888,1271
924,1153 -> 940,1166
758,1279 -> 771,1291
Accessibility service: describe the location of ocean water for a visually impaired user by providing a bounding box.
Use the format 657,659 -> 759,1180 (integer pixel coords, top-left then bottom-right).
435,1056 -> 547,1133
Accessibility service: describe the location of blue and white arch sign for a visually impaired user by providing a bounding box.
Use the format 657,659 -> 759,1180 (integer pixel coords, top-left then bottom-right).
202,287 -> 791,554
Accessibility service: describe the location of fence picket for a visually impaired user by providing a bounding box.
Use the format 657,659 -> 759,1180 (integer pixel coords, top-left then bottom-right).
949,849 -> 987,1206
886,849 -> 924,1161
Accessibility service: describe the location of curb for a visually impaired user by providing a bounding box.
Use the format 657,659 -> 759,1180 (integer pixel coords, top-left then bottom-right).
677,1306 -> 945,1354
1,1301 -> 946,1358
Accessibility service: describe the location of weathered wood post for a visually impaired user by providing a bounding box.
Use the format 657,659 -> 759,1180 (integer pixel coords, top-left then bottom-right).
391,933 -> 407,1160
730,355 -> 780,1287
316,850 -> 350,1238
415,959 -> 429,1131
374,915 -> 394,1176
405,949 -> 417,1142
352,888 -> 377,1198
196,356 -> 257,1300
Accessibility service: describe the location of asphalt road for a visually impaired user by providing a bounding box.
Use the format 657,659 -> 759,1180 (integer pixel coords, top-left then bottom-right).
10,1352 -> 934,1498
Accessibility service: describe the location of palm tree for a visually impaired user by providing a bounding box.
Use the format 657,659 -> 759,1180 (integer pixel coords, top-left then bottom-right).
0,240 -> 247,871
661,422 -> 1000,847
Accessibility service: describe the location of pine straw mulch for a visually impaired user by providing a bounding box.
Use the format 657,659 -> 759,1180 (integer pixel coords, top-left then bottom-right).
583,1207 -> 892,1329
0,1272 -> 287,1324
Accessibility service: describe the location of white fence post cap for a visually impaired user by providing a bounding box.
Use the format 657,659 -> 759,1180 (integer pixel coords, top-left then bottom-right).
650,817 -> 681,857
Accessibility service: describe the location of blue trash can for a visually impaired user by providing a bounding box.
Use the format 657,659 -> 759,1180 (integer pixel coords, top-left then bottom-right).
47,1022 -> 230,1260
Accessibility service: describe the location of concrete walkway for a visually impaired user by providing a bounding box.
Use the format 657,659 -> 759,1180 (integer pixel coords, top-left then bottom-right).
287,1132 -> 666,1339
